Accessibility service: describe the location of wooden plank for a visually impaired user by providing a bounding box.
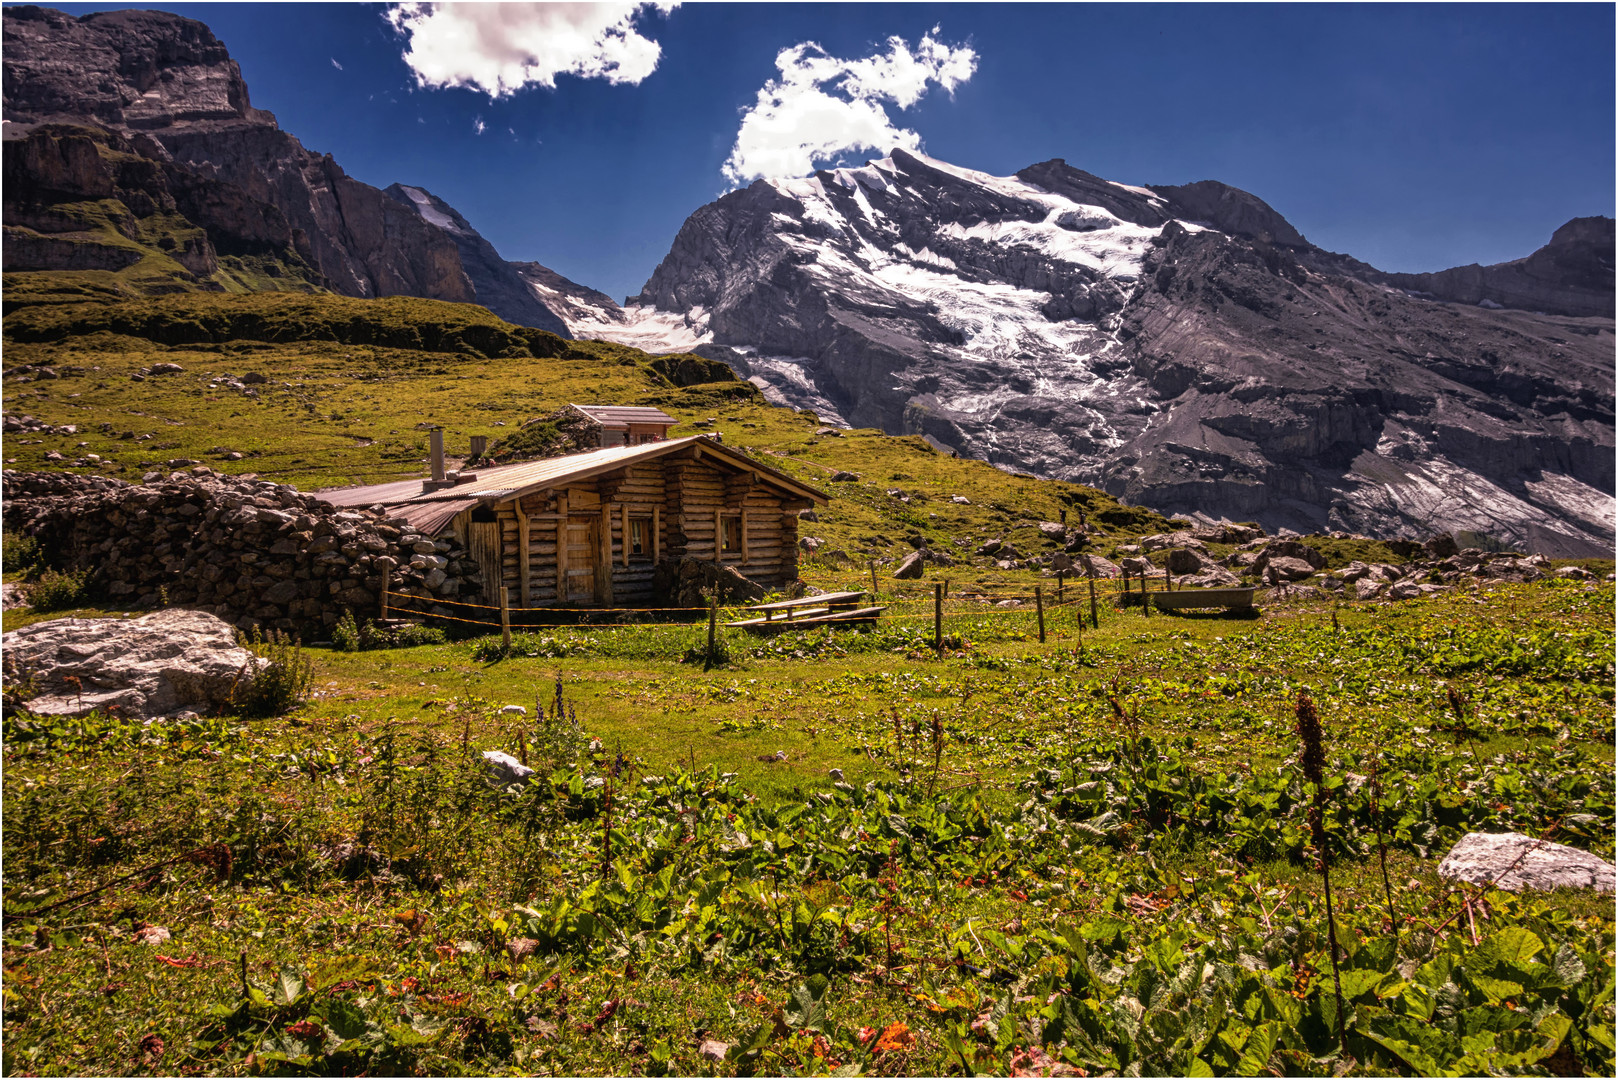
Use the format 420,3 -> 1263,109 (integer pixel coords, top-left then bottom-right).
621,504 -> 630,568
599,505 -> 614,606
517,513 -> 531,606
747,591 -> 867,611
652,506 -> 661,562
730,606 -> 886,631
740,508 -> 749,562
555,492 -> 568,598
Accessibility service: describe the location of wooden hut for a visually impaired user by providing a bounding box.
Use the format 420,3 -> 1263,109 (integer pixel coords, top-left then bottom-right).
321,434 -> 828,607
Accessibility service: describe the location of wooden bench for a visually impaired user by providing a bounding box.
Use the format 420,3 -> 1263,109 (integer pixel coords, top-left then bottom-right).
1149,587 -> 1256,611
727,590 -> 886,631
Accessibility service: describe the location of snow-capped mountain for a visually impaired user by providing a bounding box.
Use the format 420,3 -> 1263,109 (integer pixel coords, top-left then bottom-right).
558,149 -> 1614,554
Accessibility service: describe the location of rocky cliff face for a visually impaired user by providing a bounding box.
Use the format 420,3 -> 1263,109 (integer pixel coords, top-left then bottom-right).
575,150 -> 1613,554
2,5 -> 544,318
382,185 -> 568,336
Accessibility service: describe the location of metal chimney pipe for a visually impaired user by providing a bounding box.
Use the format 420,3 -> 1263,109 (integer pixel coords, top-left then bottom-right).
429,428 -> 445,481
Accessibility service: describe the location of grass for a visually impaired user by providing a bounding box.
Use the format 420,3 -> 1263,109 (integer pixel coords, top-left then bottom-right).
2,577 -> 1612,1076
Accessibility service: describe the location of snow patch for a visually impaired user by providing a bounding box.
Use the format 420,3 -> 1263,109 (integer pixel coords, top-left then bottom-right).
568,304 -> 713,353
396,186 -> 459,232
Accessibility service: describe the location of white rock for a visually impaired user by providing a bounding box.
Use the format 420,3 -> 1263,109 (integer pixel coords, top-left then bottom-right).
3,610 -> 267,719
481,750 -> 533,789
135,925 -> 171,945
1438,832 -> 1615,893
499,704 -> 527,715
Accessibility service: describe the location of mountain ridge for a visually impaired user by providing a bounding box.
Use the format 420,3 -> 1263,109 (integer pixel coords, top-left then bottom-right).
568,150 -> 1614,554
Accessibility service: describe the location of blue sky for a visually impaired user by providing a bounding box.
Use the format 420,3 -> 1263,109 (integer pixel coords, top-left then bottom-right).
45,2 -> 1618,302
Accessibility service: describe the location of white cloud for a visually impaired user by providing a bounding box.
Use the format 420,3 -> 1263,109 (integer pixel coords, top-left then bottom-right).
331,57 -> 344,71
474,116 -> 486,135
385,2 -> 676,97
722,29 -> 976,185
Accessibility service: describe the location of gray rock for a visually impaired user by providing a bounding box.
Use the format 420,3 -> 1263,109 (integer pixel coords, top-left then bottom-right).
1038,521 -> 1067,541
1165,547 -> 1216,575
829,470 -> 859,482
1354,578 -> 1386,601
1438,832 -> 1615,893
499,705 -> 527,715
1077,553 -> 1122,579
2,609 -> 267,718
1120,556 -> 1156,575
1263,556 -> 1316,583
892,551 -> 925,579
1254,541 -> 1326,573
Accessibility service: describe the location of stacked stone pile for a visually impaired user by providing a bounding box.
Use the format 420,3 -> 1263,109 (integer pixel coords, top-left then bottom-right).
2,469 -> 483,636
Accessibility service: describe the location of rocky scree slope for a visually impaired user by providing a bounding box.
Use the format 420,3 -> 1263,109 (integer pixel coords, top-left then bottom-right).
566,150 -> 1614,555
1,5 -> 573,331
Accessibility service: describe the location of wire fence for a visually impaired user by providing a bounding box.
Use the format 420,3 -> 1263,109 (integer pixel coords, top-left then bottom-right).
375,569 -> 1212,641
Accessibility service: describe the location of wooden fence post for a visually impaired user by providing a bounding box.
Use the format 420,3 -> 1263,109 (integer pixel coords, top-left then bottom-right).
1088,575 -> 1099,629
1141,571 -> 1150,617
380,578 -> 389,623
933,583 -> 943,657
869,561 -> 879,599
1035,585 -> 1046,643
706,592 -> 720,668
500,586 -> 511,647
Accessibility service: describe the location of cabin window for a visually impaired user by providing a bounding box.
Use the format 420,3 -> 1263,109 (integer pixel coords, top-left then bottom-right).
635,432 -> 661,445
629,517 -> 650,558
720,515 -> 742,557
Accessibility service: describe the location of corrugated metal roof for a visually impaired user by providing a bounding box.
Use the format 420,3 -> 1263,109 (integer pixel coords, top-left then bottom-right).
318,477 -> 441,507
391,498 -> 480,535
315,435 -> 829,534
571,404 -> 679,427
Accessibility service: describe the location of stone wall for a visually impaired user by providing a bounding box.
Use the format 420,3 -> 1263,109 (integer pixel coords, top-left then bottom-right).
2,468 -> 483,637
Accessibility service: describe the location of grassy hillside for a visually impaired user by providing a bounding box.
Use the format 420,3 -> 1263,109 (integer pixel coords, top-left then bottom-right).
1,293 -> 1176,577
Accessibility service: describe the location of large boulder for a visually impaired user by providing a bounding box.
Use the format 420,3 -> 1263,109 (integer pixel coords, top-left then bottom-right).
1077,553 -> 1121,579
653,558 -> 767,607
1253,540 -> 1326,573
1263,556 -> 1316,583
892,551 -> 925,579
1423,533 -> 1461,559
1438,832 -> 1616,893
2,609 -> 266,718
1165,547 -> 1216,575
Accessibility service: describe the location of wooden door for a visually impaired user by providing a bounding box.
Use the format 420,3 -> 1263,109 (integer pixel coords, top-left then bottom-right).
564,516 -> 598,603
467,521 -> 502,602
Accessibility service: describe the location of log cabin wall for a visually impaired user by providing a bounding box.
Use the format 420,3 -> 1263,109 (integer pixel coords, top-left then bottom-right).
461,449 -> 805,610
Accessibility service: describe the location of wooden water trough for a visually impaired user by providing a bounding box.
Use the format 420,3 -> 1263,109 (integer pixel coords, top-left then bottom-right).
1149,586 -> 1256,611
